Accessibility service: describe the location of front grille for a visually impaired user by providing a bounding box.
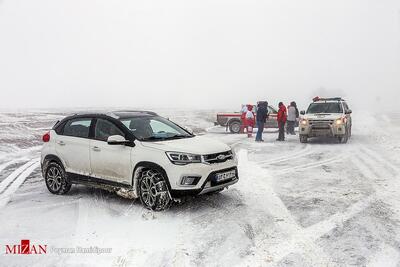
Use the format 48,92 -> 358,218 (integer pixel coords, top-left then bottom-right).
309,120 -> 333,129
310,128 -> 333,136
203,150 -> 233,164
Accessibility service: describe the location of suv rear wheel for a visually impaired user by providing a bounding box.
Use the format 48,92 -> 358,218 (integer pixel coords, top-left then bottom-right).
138,169 -> 171,211
44,161 -> 72,195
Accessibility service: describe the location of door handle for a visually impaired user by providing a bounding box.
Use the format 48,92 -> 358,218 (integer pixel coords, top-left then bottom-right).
92,146 -> 101,152
57,141 -> 66,146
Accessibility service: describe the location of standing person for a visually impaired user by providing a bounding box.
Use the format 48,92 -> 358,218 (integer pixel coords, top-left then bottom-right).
240,105 -> 248,133
286,103 -> 292,135
245,105 -> 255,138
255,101 -> 268,142
277,102 -> 287,141
287,101 -> 298,135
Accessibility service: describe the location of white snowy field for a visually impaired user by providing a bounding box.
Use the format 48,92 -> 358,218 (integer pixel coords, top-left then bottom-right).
1,110 -> 400,267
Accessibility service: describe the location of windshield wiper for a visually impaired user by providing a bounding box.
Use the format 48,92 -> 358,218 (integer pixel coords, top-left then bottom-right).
168,134 -> 191,139
141,136 -> 167,141
141,134 -> 191,141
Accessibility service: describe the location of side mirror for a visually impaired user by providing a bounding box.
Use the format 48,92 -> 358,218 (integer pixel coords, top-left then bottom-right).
300,110 -> 305,115
345,110 -> 352,114
107,135 -> 132,145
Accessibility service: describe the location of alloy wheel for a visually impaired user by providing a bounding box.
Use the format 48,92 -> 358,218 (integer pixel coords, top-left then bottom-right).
47,166 -> 62,192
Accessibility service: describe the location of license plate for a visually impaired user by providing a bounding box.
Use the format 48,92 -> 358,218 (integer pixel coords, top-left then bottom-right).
215,170 -> 236,183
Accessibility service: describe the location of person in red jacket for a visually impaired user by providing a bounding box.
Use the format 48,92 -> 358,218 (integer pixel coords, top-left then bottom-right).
276,102 -> 287,141
245,105 -> 255,138
240,104 -> 249,133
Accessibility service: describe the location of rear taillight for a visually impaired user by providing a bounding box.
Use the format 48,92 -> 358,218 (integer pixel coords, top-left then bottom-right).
42,132 -> 50,142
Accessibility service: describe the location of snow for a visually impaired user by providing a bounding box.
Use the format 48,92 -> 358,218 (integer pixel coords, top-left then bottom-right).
1,110 -> 400,266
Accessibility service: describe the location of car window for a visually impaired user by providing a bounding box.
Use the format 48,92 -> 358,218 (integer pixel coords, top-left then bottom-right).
307,102 -> 343,114
94,119 -> 125,142
63,118 -> 92,138
149,120 -> 181,135
120,116 -> 192,141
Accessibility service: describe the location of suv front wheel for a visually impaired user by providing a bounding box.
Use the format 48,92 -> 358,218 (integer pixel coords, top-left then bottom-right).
138,168 -> 171,211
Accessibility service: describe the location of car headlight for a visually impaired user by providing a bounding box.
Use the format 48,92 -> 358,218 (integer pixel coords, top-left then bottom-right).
300,119 -> 308,125
166,152 -> 202,165
335,118 -> 346,125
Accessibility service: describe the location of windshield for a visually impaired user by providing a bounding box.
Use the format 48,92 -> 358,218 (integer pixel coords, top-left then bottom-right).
307,102 -> 343,114
119,116 -> 193,141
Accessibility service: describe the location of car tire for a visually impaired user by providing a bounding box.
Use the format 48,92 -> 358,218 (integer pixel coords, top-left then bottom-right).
338,129 -> 349,144
44,161 -> 72,195
138,168 -> 171,211
229,120 -> 241,134
299,135 -> 308,143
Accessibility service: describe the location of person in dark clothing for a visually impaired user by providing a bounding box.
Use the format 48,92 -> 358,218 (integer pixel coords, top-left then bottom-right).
277,102 -> 287,141
255,101 -> 269,142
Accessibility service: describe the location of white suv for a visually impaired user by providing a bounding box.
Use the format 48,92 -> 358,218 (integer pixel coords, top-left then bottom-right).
41,111 -> 238,210
299,97 -> 352,143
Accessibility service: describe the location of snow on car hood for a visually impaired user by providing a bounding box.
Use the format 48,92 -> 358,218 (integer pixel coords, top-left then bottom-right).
302,113 -> 343,120
139,136 -> 231,155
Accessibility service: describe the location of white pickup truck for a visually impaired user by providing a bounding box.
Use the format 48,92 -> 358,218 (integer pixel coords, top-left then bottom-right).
299,97 -> 353,143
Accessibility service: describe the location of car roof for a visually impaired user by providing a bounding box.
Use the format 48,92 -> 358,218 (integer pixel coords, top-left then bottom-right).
65,110 -> 158,120
110,110 -> 158,119
52,110 -> 159,133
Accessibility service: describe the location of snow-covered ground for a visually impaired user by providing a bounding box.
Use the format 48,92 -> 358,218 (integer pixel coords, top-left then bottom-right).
1,110 -> 400,266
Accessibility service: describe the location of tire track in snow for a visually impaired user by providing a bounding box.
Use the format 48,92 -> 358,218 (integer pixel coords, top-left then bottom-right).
0,158 -> 23,174
359,146 -> 399,175
263,147 -> 374,264
349,148 -> 400,265
354,145 -> 400,205
0,159 -> 38,194
237,149 -> 334,266
273,155 -> 343,174
0,145 -> 41,163
265,194 -> 375,266
0,160 -> 40,208
259,145 -> 312,165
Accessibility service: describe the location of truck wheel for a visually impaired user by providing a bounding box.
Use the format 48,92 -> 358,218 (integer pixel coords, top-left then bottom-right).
138,168 -> 171,211
338,129 -> 349,144
299,135 -> 308,143
229,121 -> 241,134
44,161 -> 71,195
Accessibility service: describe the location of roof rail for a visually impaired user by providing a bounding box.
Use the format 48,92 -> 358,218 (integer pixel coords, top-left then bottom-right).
313,97 -> 344,102
111,110 -> 158,116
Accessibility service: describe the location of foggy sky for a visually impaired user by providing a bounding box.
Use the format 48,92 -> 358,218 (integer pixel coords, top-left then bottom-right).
0,0 -> 399,111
